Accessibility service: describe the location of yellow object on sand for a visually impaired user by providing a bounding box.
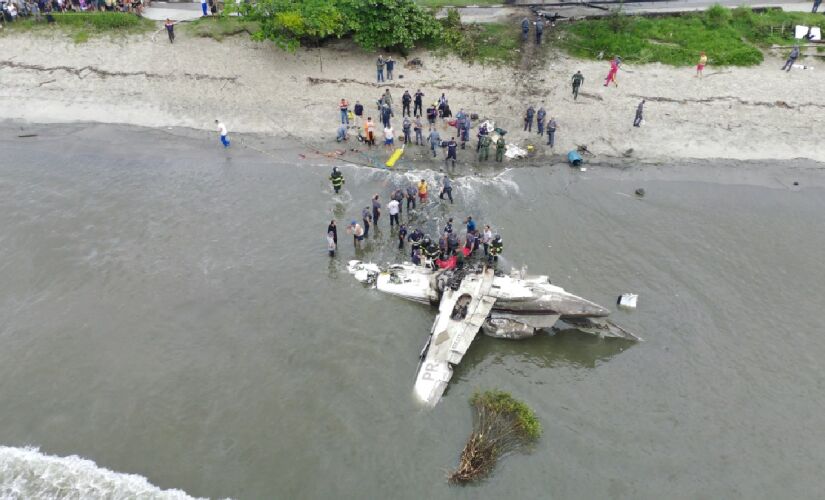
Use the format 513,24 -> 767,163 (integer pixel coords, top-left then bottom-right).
385,147 -> 404,168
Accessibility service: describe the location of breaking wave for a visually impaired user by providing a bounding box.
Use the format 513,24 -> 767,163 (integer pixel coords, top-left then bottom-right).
0,446 -> 204,500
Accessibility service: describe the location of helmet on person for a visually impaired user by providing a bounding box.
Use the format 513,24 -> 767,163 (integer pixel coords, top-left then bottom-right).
494,234 -> 501,241
332,167 -> 339,173
423,236 -> 431,245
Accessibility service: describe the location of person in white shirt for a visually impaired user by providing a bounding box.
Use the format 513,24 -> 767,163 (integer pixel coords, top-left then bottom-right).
215,120 -> 229,148
387,198 -> 400,227
383,126 -> 394,147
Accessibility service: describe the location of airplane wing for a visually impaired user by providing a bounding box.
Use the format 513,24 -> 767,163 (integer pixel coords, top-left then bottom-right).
413,268 -> 497,407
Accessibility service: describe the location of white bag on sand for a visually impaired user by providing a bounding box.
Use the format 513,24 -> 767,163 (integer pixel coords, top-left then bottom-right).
504,144 -> 527,159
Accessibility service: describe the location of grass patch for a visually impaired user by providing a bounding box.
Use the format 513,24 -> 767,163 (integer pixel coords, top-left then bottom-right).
72,30 -> 89,44
416,0 -> 504,8
557,6 -> 825,66
472,22 -> 521,63
184,16 -> 260,41
1,12 -> 154,39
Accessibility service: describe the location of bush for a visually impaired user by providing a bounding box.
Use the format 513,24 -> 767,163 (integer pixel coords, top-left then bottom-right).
704,4 -> 731,28
449,390 -> 541,484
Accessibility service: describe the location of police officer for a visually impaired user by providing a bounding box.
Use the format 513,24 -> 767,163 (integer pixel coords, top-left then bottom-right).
414,117 -> 424,145
402,117 -> 412,144
536,107 -> 546,136
406,184 -> 417,211
361,206 -> 372,239
488,234 -> 503,264
402,90 -> 412,117
414,89 -> 424,117
478,134 -> 491,161
392,188 -> 405,216
439,175 -> 454,204
547,117 -> 557,147
329,167 -> 344,194
495,136 -> 506,162
426,103 -> 438,127
524,105 -> 535,132
445,137 -> 458,168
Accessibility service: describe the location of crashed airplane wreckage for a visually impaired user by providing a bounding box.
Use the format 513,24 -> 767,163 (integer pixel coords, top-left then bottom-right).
348,261 -> 641,407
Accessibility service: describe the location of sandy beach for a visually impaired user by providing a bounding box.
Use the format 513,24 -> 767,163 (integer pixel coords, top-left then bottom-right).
1,30 -> 823,163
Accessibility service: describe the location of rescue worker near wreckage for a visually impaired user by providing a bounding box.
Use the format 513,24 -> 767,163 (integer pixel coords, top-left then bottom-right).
409,228 -> 424,260
495,136 -> 506,162
406,184 -> 417,211
478,134 -> 491,161
439,175 -> 454,204
488,234 -> 503,264
329,167 -> 344,194
428,128 -> 441,158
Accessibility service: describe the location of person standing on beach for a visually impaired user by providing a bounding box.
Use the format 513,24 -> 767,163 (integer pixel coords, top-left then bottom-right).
382,89 -> 394,116
445,137 -> 458,169
414,116 -> 424,146
383,124 -> 395,148
402,90 -> 412,117
398,224 -> 407,249
426,103 -> 437,127
604,56 -> 619,87
781,45 -> 800,71
696,52 -> 707,77
392,188 -> 405,217
414,89 -> 424,117
478,134 -> 491,162
523,105 -> 535,132
813,0 -> 821,13
365,117 -> 375,146
402,117 -> 411,145
354,100 -> 364,126
339,98 -> 349,124
428,128 -> 441,158
633,100 -> 645,127
495,136 -> 505,162
381,102 -> 392,128
215,120 -> 229,148
200,0 -> 207,16
376,55 -> 385,82
547,117 -> 557,147
521,17 -> 530,42
572,71 -> 584,99
386,56 -> 395,80
535,15 -> 544,45
164,19 -> 176,43
536,107 -> 546,136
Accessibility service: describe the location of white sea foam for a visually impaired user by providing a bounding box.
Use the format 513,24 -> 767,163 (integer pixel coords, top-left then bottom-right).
0,446 -> 205,500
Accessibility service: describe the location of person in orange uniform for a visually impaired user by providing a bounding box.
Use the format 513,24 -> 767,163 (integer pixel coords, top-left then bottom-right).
364,117 -> 375,146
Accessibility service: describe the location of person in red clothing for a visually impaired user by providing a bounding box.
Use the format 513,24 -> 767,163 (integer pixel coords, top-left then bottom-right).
604,56 -> 620,87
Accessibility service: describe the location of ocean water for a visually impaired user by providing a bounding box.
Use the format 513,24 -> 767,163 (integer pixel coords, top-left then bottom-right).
1,123 -> 824,499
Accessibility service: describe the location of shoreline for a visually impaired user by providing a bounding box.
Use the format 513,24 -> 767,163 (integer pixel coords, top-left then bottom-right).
1,31 -> 823,165
5,119 -> 823,191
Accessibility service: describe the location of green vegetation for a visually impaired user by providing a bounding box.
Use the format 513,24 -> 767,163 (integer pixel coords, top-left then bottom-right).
232,0 -> 440,51
432,10 -> 520,63
1,12 -> 154,39
184,16 -> 260,42
449,390 -> 541,484
558,6 -> 825,66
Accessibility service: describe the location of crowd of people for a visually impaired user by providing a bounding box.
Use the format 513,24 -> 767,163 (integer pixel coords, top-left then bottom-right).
0,0 -> 148,22
325,167 -> 503,268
